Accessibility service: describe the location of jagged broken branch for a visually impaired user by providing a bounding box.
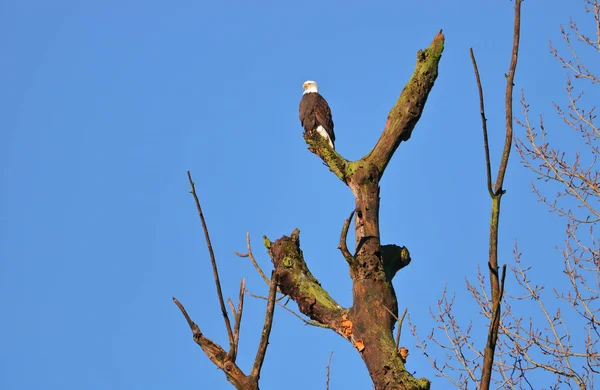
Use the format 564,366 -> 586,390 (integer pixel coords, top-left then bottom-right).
265,229 -> 345,331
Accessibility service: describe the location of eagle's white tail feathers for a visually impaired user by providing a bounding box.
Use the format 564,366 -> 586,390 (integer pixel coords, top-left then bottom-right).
316,125 -> 334,149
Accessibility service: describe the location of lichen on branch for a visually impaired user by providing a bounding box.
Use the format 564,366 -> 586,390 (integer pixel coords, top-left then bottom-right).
265,229 -> 345,329
366,31 -> 445,177
303,130 -> 352,183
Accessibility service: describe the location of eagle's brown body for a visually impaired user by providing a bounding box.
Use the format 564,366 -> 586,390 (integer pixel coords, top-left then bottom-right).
299,92 -> 335,148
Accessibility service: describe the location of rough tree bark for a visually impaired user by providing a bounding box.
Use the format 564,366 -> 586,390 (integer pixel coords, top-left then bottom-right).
264,32 -> 444,390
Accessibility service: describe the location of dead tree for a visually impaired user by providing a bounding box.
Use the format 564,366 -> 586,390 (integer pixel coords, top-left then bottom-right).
264,31 -> 444,390
175,32 -> 445,390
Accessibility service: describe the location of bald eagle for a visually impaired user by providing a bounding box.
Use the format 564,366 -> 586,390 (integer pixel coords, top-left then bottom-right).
299,80 -> 335,149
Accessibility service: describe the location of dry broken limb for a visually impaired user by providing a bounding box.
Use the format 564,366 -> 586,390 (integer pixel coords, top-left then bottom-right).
172,172 -> 279,390
234,233 -> 327,328
411,1 -> 521,388
263,31 -> 444,390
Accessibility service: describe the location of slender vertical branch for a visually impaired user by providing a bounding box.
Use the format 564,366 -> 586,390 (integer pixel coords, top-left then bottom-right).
470,48 -> 494,198
396,308 -> 408,350
325,351 -> 334,390
495,0 -> 522,194
480,188 -> 502,389
234,233 -> 271,285
187,171 -> 235,351
384,306 -> 408,350
251,271 -> 279,379
228,299 -> 237,323
230,278 -> 246,361
479,1 -> 522,389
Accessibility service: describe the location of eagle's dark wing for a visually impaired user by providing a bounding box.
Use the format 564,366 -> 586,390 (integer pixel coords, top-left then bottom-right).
314,95 -> 335,143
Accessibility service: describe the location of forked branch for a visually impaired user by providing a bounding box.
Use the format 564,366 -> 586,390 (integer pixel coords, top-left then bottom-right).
174,171 -> 281,390
422,1 -> 523,388
474,1 -> 522,389
173,297 -> 251,389
304,31 -> 445,183
296,30 -> 444,390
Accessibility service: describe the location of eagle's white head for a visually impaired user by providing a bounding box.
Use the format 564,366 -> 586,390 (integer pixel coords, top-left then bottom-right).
302,80 -> 318,94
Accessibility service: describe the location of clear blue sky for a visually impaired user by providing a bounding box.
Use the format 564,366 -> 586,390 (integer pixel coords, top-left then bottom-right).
1,1 -> 592,388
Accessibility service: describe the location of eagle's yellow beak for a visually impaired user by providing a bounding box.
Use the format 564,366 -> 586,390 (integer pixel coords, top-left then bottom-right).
302,82 -> 308,89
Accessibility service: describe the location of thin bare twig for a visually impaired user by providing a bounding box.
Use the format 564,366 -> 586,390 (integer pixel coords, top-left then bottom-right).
245,288 -> 327,328
396,308 -> 408,350
187,171 -> 235,350
496,0 -> 522,194
384,306 -> 408,350
234,232 -> 270,285
325,351 -> 333,390
228,298 -> 237,324
470,48 -> 494,198
251,271 -> 279,379
230,278 -> 246,361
